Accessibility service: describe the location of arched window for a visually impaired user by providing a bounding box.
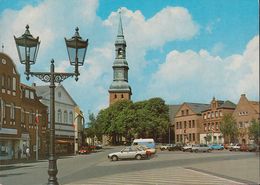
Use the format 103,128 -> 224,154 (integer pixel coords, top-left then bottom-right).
69,111 -> 73,123
114,94 -> 117,98
64,111 -> 68,123
57,109 -> 62,123
121,94 -> 124,98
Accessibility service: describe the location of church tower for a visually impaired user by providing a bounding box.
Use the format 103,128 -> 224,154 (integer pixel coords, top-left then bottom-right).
109,12 -> 132,105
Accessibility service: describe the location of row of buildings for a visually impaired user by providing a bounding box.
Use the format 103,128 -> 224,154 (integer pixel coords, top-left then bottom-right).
169,95 -> 259,145
0,52 -> 85,161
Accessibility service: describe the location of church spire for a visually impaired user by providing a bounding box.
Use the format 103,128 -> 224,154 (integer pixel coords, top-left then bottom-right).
117,10 -> 124,37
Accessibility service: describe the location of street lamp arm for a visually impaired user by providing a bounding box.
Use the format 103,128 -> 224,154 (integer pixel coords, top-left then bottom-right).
30,71 -> 77,83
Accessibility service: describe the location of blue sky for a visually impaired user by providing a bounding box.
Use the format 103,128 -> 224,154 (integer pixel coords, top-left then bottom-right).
0,0 -> 259,116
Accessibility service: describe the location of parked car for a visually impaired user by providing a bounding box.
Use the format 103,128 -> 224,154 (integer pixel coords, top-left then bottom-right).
240,144 -> 258,152
95,144 -> 103,150
229,143 -> 241,151
182,145 -> 193,152
209,144 -> 224,150
168,143 -> 184,151
78,147 -> 90,155
191,144 -> 211,153
160,144 -> 174,151
108,147 -> 147,161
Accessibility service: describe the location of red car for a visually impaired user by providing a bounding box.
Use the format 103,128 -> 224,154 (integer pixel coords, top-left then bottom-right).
78,147 -> 90,154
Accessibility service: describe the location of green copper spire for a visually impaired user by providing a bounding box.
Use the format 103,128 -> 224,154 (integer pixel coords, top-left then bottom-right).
117,10 -> 123,36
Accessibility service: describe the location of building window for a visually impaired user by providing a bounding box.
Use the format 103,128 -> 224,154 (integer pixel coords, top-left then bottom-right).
176,122 -> 179,129
10,103 -> 15,120
207,112 -> 210,118
203,114 -> 207,119
186,110 -> 189,115
121,94 -> 124,98
204,124 -> 206,131
1,75 -> 5,89
239,122 -> 243,128
216,122 -> 219,130
25,90 -> 30,98
0,99 -> 5,121
216,111 -> 219,117
64,111 -> 68,123
69,111 -> 73,123
193,133 -> 195,141
58,92 -> 61,98
181,110 -> 184,116
12,77 -> 16,91
57,109 -> 62,123
21,108 -> 25,123
189,120 -> 191,128
192,120 -> 195,128
219,111 -> 223,117
180,122 -> 182,129
7,76 -> 11,90
208,123 -> 211,131
211,112 -> 214,118
114,94 -> 117,98
184,121 -> 187,128
30,91 -> 34,99
176,135 -> 179,142
29,111 -> 33,125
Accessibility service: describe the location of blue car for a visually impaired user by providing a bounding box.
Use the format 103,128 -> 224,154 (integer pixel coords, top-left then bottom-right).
209,144 -> 224,150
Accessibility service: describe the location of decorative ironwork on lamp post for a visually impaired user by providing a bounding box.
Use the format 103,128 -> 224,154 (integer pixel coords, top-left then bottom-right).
14,25 -> 88,185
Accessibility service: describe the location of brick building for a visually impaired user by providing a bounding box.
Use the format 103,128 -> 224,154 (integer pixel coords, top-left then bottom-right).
200,97 -> 236,144
175,103 -> 209,145
0,52 -> 47,161
233,94 -> 260,144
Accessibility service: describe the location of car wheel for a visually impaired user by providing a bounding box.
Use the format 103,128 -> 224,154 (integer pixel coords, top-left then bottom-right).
207,149 -> 211,152
111,155 -> 118,161
135,154 -> 142,160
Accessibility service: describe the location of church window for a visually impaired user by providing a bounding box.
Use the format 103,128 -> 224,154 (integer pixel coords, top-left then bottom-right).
118,48 -> 123,58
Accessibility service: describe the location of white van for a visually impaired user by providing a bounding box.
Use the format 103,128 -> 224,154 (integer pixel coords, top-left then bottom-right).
132,138 -> 156,154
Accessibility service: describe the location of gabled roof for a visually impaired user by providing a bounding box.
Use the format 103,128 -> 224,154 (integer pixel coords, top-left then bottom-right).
249,101 -> 260,113
34,84 -> 77,106
169,104 -> 181,121
219,100 -> 236,109
185,102 -> 210,114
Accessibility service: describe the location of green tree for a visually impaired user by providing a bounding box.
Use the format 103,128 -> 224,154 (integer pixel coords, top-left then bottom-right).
220,114 -> 238,144
248,119 -> 260,144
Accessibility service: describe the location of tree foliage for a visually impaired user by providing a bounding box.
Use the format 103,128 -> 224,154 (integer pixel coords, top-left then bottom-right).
220,113 -> 238,143
86,98 -> 169,144
248,119 -> 260,144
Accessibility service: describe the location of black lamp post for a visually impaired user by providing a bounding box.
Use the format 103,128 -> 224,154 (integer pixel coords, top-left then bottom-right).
14,25 -> 88,185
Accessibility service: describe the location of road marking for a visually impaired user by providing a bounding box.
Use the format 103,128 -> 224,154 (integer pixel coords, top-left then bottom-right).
65,166 -> 246,185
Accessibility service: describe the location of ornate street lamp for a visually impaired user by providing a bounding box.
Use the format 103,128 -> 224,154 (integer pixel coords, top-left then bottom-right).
14,25 -> 88,185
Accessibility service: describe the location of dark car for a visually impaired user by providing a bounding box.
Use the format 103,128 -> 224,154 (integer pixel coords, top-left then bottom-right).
240,144 -> 259,152
168,143 -> 183,151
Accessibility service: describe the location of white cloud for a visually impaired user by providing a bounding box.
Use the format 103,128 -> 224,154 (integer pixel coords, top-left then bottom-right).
148,35 -> 259,103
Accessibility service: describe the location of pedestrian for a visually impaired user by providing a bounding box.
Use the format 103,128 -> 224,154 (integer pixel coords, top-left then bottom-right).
26,147 -> 30,160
